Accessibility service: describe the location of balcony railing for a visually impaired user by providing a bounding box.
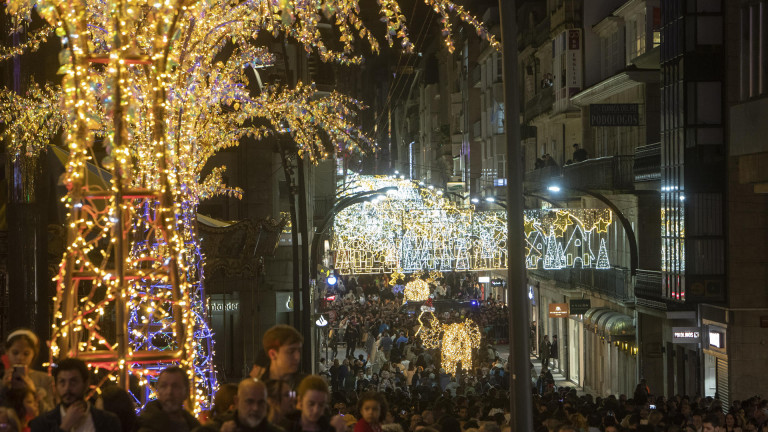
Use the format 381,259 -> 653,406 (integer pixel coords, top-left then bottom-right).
523,87 -> 554,122
561,155 -> 635,191
523,165 -> 561,188
635,269 -> 663,302
529,267 -> 633,301
550,0 -> 582,31
633,143 -> 661,182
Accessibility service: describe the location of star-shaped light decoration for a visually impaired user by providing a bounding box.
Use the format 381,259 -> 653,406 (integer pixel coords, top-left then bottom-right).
593,217 -> 611,233
524,217 -> 536,237
553,211 -> 573,236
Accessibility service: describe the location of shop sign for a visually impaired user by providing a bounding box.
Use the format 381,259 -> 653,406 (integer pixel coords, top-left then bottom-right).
590,104 -> 640,126
569,299 -> 591,315
709,330 -> 725,348
210,300 -> 239,312
478,276 -> 490,283
549,303 -> 569,318
672,326 -> 700,344
490,279 -> 504,287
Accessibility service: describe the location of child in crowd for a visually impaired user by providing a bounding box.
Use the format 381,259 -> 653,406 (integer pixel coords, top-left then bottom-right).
2,329 -> 54,413
5,387 -> 38,432
288,375 -> 338,432
354,392 -> 388,432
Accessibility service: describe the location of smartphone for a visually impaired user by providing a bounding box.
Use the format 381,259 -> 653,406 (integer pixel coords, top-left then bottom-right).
12,364 -> 27,380
649,404 -> 656,410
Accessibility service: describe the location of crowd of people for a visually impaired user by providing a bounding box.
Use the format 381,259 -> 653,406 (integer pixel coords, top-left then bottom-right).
0,277 -> 766,432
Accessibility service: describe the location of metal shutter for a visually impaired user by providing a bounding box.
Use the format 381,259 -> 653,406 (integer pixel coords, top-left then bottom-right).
716,358 -> 729,410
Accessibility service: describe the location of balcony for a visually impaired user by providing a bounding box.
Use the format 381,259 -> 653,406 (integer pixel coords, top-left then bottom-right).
633,143 -> 661,182
635,269 -> 663,302
523,87 -> 553,122
550,0 -> 582,32
523,165 -> 561,189
561,155 -> 635,192
521,16 -> 551,49
529,267 -> 633,302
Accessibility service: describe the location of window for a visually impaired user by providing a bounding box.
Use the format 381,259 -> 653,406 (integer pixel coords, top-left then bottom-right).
496,154 -> 506,179
740,1 -> 768,99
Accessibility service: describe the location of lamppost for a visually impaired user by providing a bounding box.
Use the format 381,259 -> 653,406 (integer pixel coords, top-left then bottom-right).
499,1 -> 533,430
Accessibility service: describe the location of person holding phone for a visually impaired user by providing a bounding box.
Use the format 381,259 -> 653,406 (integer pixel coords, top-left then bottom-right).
2,329 -> 54,413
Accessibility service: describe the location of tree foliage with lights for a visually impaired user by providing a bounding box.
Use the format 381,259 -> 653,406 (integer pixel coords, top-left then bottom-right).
0,0 -> 498,411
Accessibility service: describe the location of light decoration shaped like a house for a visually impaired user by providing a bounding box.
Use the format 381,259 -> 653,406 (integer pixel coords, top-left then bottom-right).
524,209 -> 613,270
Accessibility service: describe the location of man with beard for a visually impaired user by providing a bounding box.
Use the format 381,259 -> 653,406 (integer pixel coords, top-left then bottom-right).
199,379 -> 281,432
136,366 -> 200,432
30,358 -> 120,432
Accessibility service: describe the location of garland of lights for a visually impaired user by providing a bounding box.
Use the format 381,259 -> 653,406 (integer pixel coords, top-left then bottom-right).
332,176 -> 614,274
2,0 -> 499,413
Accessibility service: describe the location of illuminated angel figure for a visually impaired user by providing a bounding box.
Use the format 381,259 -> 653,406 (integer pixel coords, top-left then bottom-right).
415,301 -> 441,349
441,319 -> 482,375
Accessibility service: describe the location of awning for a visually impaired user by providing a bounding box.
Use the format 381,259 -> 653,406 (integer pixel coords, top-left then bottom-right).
583,307 -> 611,328
604,314 -> 635,338
594,311 -> 635,339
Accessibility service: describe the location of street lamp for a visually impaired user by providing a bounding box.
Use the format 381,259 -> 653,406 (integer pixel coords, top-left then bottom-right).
547,185 -> 561,193
485,197 -> 496,203
470,197 -> 480,204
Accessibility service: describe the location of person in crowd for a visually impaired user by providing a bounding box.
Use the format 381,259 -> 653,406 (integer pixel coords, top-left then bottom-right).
540,335 -> 551,369
725,412 -> 743,432
703,415 -> 721,432
572,144 -> 587,162
379,334 -> 392,362
345,325 -> 359,359
209,383 -> 239,425
252,325 -> 305,391
550,335 -> 559,372
136,366 -> 200,432
95,385 -> 137,432
3,329 -> 54,413
354,392 -> 387,432
284,375 -> 339,432
5,387 -> 38,432
265,379 -> 295,430
30,358 -> 120,432
201,378 -> 280,432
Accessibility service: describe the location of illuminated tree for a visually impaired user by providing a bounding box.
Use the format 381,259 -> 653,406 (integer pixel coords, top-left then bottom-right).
1,0 -> 498,411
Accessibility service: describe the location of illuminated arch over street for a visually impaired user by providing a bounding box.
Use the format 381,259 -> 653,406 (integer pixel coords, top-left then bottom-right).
331,175 -> 613,274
